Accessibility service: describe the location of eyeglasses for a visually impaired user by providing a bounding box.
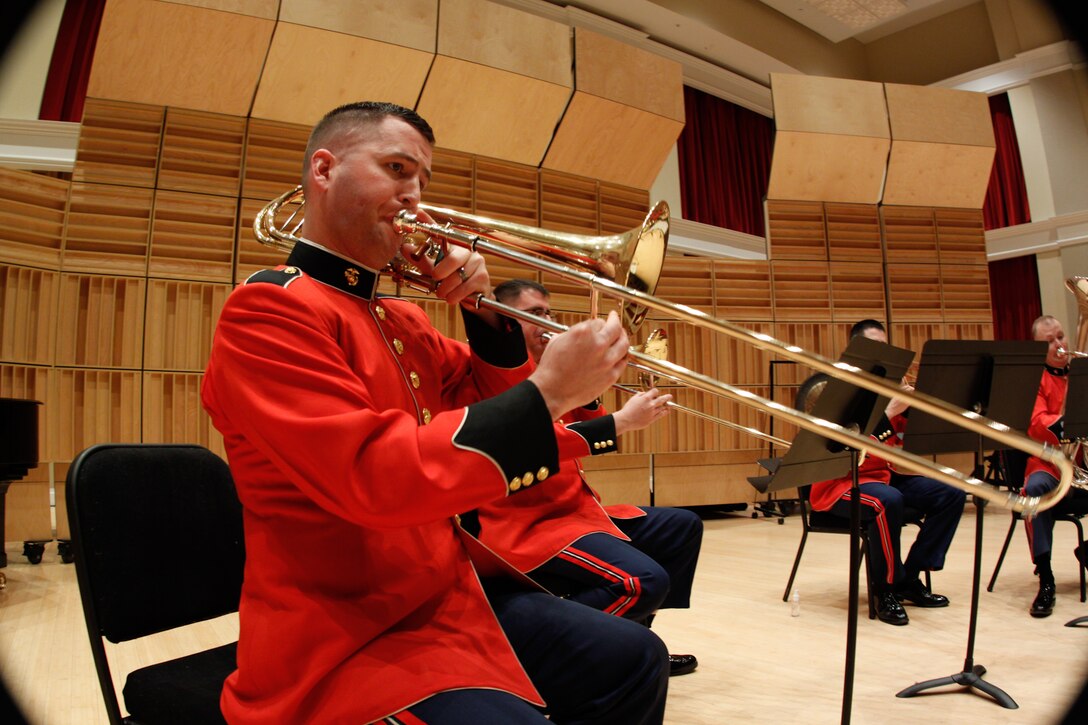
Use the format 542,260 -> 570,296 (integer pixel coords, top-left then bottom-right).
519,306 -> 553,319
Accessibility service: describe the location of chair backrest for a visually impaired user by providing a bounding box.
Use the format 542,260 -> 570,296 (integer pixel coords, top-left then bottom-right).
67,444 -> 245,644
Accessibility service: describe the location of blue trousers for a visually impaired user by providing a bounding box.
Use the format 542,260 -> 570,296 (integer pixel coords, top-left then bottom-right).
1023,470 -> 1088,559
527,507 -> 703,623
827,474 -> 965,593
392,583 -> 669,724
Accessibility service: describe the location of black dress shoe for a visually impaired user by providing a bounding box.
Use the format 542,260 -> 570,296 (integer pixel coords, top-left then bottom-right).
896,578 -> 950,608
876,592 -> 909,626
668,654 -> 698,677
1031,583 -> 1056,618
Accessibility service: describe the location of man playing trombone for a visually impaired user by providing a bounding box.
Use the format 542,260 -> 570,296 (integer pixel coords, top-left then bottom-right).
807,320 -> 966,625
471,278 -> 704,677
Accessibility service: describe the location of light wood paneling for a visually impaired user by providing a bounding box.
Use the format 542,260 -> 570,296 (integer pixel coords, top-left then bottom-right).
940,264 -> 993,322
149,191 -> 237,282
882,205 -> 938,264
474,158 -> 538,224
882,84 -> 995,209
241,118 -> 309,202
252,23 -> 433,127
770,261 -> 832,322
772,322 -> 839,384
141,372 -> 221,448
825,203 -> 882,262
158,109 -> 246,197
829,261 -> 886,323
167,0 -> 278,18
428,149 -> 474,212
651,387 -> 721,453
54,275 -> 146,369
714,319 -> 775,387
582,453 -> 651,507
653,450 -> 762,506
544,92 -> 685,190
653,258 -> 714,313
88,0 -> 274,116
281,0 -> 437,52
936,208 -> 988,265
944,321 -> 994,342
765,200 -> 827,260
573,29 -> 684,123
51,369 -> 142,463
716,385 -> 775,452
0,168 -> 68,269
62,183 -> 153,276
541,170 -> 597,235
0,266 -> 58,366
418,56 -> 571,166
890,322 -> 944,366
143,281 -> 230,372
713,259 -> 772,321
438,0 -> 570,86
235,198 -> 288,283
767,74 -> 890,204
4,473 -> 52,542
73,99 -> 164,189
599,184 -> 650,234
886,263 -> 943,323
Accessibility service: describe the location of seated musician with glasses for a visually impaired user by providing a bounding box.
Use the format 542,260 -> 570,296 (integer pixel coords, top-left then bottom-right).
468,278 -> 703,677
806,319 -> 966,625
1022,315 -> 1088,618
202,102 -> 670,724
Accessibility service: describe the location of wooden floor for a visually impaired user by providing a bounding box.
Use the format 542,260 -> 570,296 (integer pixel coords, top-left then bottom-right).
1,503 -> 1087,724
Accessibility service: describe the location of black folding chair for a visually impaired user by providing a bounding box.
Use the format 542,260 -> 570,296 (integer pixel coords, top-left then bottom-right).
66,443 -> 245,724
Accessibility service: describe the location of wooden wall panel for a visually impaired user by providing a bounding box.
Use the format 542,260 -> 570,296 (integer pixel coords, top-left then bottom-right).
51,369 -> 142,462
770,261 -> 832,321
882,205 -> 938,263
236,198 -> 287,282
582,454 -> 651,507
652,258 -> 714,313
241,118 -> 309,202
651,386 -> 720,453
541,170 -> 597,235
73,99 -> 164,188
886,263 -> 943,322
890,322 -> 945,368
716,386 -> 775,452
0,266 -> 58,366
428,149 -> 474,212
765,200 -> 827,260
714,320 -> 775,387
945,321 -> 994,342
149,191 -> 237,282
280,0 -> 437,51
474,159 -> 538,224
826,203 -> 882,262
142,372 -> 221,447
771,323 -> 838,385
54,275 -> 146,369
713,260 -> 772,321
144,281 -> 230,372
62,183 -> 154,276
829,261 -> 886,322
940,265 -> 992,322
158,108 -> 246,197
0,169 -> 68,269
936,208 -> 987,265
599,184 -> 650,234
653,451 -> 761,507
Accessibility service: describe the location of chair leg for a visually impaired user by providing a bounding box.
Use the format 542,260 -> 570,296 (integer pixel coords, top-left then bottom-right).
783,528 -> 808,602
861,537 -> 876,620
1072,519 -> 1086,603
987,513 -> 1020,592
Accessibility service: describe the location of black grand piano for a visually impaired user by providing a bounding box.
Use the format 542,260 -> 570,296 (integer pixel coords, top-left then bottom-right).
0,397 -> 42,589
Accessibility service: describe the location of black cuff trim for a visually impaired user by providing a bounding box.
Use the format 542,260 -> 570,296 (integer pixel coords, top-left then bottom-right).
1050,417 -> 1065,442
455,380 -> 558,493
567,416 -> 618,455
462,307 -> 528,369
871,414 -> 896,443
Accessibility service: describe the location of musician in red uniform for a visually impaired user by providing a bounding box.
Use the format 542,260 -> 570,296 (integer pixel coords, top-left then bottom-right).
1023,314 -> 1088,617
807,320 -> 965,626
202,102 -> 669,724
476,279 -> 703,677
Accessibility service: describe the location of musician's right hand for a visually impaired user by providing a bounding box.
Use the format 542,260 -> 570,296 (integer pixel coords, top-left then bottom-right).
530,311 -> 628,420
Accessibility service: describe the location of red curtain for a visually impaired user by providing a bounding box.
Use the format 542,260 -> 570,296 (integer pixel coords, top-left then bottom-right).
988,255 -> 1042,340
676,86 -> 774,237
38,0 -> 106,122
983,93 -> 1031,231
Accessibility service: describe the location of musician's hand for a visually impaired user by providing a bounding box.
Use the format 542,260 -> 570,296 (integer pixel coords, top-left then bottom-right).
885,383 -> 913,419
613,388 -> 673,435
530,311 -> 629,420
403,214 -> 500,326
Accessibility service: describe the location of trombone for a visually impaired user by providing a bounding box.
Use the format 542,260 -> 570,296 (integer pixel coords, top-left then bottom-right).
255,186 -> 1073,516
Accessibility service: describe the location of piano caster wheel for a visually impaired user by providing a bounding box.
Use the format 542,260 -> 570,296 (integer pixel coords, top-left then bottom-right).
22,541 -> 44,565
58,540 -> 74,564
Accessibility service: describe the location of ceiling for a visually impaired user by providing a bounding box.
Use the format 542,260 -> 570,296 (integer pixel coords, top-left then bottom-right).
754,0 -> 979,43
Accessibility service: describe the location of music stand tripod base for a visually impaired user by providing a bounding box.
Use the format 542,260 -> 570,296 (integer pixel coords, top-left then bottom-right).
897,662 -> 1017,708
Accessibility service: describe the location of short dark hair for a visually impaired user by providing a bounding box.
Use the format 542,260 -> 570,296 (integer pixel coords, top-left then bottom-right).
850,319 -> 885,339
494,278 -> 549,304
302,101 -> 434,181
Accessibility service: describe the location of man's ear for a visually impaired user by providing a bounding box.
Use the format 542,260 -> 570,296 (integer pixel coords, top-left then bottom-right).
309,149 -> 334,189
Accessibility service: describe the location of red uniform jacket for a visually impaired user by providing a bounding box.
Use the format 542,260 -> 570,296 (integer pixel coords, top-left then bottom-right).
202,242 -> 587,724
477,399 -> 645,573
809,414 -> 908,512
1026,365 -> 1066,481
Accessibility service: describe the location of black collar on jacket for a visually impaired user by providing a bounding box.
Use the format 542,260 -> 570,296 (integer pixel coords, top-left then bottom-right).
286,240 -> 380,301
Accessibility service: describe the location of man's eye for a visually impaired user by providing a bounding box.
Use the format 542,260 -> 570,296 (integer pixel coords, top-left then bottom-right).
390,162 -> 404,173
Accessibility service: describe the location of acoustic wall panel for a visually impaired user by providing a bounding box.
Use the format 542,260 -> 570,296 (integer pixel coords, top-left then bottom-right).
280,0 -> 438,52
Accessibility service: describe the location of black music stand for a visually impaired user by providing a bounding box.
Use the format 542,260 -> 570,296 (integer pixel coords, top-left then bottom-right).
896,340 -> 1045,708
757,335 -> 914,725
1063,358 -> 1088,628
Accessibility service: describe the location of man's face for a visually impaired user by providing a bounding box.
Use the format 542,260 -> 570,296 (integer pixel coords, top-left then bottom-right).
310,116 -> 433,270
1035,319 -> 1068,369
861,326 -> 888,344
509,288 -> 553,363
